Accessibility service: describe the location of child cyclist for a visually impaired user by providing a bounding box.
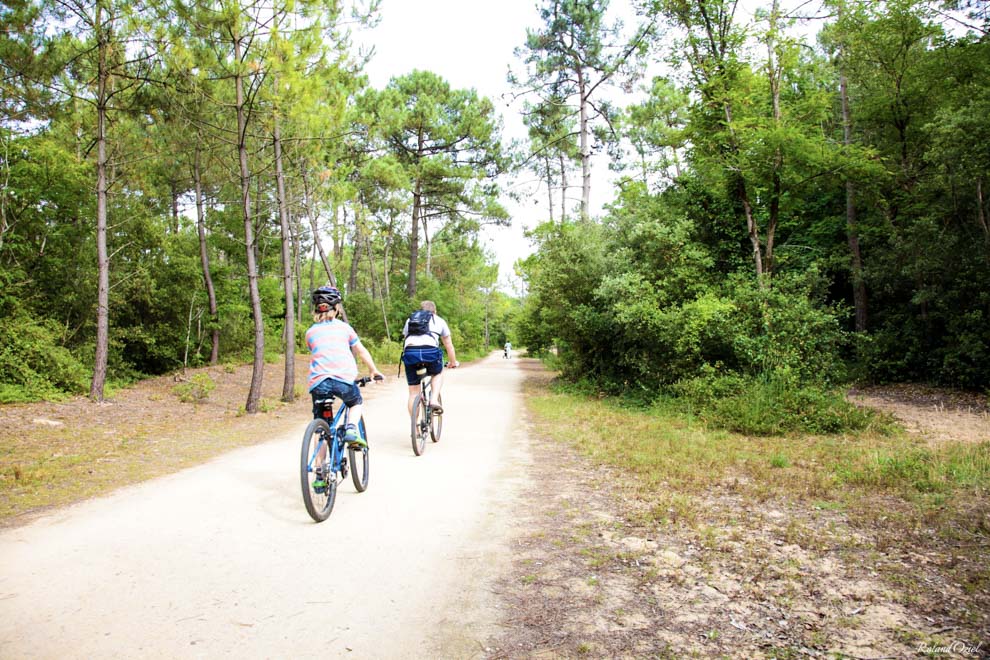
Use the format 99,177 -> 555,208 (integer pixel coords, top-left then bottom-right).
306,286 -> 384,448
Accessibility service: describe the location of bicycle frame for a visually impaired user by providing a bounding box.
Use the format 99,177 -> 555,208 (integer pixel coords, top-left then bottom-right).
308,398 -> 351,482
419,373 -> 433,402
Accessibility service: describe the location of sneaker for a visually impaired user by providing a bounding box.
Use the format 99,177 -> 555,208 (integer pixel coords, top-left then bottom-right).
343,423 -> 367,449
430,402 -> 443,415
313,466 -> 328,493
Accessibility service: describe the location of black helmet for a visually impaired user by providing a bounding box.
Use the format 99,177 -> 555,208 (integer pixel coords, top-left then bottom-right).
312,286 -> 342,312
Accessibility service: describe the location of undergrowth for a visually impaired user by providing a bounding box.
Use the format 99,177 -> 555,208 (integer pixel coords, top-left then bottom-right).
532,378 -> 989,512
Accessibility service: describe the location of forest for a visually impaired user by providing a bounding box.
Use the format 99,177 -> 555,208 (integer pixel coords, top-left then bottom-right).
1,0 -> 989,419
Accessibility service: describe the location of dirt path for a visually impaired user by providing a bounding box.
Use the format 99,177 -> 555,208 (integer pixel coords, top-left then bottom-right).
0,354 -> 529,659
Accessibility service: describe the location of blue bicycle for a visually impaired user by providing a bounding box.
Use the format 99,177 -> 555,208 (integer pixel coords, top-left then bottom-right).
300,376 -> 379,522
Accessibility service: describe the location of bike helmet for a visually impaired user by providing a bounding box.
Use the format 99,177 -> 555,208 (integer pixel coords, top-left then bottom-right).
312,286 -> 342,312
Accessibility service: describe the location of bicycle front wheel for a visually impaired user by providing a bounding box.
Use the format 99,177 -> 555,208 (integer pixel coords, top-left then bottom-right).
300,419 -> 337,522
348,418 -> 370,492
429,393 -> 443,443
411,393 -> 428,456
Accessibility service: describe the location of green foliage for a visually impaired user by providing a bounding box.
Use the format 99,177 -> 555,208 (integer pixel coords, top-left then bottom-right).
361,336 -> 403,369
0,309 -> 89,402
668,370 -> 879,436
841,443 -> 990,496
172,373 -> 216,403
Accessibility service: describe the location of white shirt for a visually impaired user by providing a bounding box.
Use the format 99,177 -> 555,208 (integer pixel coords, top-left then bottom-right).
402,314 -> 451,348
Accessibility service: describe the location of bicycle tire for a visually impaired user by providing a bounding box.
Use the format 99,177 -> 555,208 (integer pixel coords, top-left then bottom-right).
348,418 -> 370,492
300,419 -> 337,522
411,393 -> 428,456
429,393 -> 443,443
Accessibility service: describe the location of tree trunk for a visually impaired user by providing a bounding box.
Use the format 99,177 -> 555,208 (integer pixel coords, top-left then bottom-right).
300,163 -> 347,322
273,86 -> 295,403
1,135 -> 10,251
348,214 -> 361,294
741,181 -> 764,280
366,234 -> 390,337
545,154 -> 554,222
234,30 -> 264,414
309,241 -> 316,304
559,153 -> 568,222
89,2 -> 110,402
365,233 -> 376,298
723,102 -> 764,282
170,181 -> 180,233
383,214 -> 394,300
193,144 -> 219,364
300,165 -> 339,286
422,213 -> 432,278
977,177 -> 989,245
838,9 -> 868,331
408,177 -> 422,298
578,65 -> 591,219
765,2 -> 782,279
333,204 -> 344,261
290,188 -> 304,325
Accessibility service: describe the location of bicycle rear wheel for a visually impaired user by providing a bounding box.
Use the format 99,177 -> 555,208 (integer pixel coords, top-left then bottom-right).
429,393 -> 443,443
348,418 -> 370,492
300,419 -> 337,522
411,393 -> 428,456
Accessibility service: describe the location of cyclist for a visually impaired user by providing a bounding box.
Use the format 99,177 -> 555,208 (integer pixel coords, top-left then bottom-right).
401,300 -> 458,416
503,340 -> 512,359
306,286 -> 384,448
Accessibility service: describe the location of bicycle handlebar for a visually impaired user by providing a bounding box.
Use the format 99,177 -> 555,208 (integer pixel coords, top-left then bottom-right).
356,375 -> 385,387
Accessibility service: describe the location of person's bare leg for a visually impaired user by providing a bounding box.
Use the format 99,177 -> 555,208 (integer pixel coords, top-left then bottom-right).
348,403 -> 364,427
407,385 -> 419,416
430,371 -> 444,406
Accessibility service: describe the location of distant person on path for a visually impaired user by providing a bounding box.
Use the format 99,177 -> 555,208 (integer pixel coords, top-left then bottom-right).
306,286 -> 384,448
503,341 -> 512,359
401,300 -> 458,415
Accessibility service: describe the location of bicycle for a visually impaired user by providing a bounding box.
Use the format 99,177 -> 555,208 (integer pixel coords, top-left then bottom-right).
300,375 -> 380,523
409,364 -> 444,457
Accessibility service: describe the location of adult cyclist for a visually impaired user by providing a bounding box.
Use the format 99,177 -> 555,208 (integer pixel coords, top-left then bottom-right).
401,300 -> 458,416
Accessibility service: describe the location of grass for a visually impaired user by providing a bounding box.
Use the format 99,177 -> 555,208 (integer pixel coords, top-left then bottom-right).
523,374 -> 990,622
526,381 -> 990,507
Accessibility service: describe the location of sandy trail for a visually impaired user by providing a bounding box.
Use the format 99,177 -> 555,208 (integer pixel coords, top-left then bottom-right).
0,354 -> 528,659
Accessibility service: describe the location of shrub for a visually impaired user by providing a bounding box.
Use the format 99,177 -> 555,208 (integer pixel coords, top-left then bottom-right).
0,312 -> 89,402
362,336 -> 403,369
670,371 -> 878,436
172,373 -> 216,403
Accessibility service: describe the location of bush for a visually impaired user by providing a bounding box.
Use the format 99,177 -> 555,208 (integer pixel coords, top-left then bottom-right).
0,312 -> 89,402
362,336 -> 403,369
172,373 -> 216,403
671,371 -> 878,435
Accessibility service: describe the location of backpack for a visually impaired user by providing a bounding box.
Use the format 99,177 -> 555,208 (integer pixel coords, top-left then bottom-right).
399,309 -> 438,376
406,309 -> 435,337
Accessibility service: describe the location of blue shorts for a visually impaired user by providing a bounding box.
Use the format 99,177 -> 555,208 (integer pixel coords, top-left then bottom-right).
402,346 -> 443,385
310,377 -> 362,419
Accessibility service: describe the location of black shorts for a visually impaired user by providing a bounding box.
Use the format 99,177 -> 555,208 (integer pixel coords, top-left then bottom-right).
402,346 -> 443,385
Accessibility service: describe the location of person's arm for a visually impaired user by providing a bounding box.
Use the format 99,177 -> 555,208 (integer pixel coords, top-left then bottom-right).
442,335 -> 458,368
352,342 -> 385,380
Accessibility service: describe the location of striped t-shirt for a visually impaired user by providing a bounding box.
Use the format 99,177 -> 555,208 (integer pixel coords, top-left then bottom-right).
306,319 -> 361,391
